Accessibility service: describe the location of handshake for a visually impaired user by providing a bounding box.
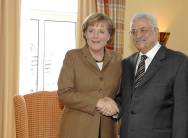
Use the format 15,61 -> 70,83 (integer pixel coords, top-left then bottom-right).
96,97 -> 119,117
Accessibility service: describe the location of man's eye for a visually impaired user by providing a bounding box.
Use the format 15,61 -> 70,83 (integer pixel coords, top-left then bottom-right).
141,29 -> 147,33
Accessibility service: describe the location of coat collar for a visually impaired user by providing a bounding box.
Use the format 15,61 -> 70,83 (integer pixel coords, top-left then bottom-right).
81,45 -> 113,71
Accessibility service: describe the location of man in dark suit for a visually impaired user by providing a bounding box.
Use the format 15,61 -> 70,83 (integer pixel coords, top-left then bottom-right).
116,12 -> 188,138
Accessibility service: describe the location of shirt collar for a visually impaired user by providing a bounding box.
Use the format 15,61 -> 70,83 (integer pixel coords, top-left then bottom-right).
139,42 -> 161,60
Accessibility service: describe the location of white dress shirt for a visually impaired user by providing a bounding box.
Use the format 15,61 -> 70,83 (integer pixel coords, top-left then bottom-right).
135,42 -> 161,74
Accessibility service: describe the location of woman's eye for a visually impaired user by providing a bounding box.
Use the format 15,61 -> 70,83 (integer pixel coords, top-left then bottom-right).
88,29 -> 93,33
99,30 -> 105,33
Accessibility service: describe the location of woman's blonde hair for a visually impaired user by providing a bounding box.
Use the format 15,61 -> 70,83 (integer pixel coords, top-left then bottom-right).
82,13 -> 115,45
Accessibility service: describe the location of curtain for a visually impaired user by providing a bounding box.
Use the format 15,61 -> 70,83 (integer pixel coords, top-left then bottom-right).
96,0 -> 126,55
76,0 -> 97,48
0,0 -> 21,137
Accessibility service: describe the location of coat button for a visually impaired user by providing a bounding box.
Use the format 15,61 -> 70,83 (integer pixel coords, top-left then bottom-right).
99,77 -> 103,81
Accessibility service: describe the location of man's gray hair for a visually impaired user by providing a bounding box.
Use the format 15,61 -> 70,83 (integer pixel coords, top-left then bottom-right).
130,12 -> 158,29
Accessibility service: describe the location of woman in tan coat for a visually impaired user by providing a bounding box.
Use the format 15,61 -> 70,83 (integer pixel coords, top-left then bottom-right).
57,13 -> 121,138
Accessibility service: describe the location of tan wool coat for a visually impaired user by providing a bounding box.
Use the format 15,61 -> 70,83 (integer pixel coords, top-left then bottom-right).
58,46 -> 122,138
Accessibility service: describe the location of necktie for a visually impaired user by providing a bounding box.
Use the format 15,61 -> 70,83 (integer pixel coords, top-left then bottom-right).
135,55 -> 147,88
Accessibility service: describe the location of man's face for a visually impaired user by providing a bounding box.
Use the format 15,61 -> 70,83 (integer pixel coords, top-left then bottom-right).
130,18 -> 158,53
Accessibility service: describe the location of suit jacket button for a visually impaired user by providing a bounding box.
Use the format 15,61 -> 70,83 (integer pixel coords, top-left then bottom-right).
130,129 -> 135,132
134,95 -> 139,98
130,110 -> 136,115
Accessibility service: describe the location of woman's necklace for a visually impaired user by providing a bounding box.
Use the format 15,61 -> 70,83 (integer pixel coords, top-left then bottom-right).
89,48 -> 105,63
95,56 -> 104,62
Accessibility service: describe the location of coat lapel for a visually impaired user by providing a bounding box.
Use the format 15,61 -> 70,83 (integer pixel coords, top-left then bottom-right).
102,48 -> 113,70
81,46 -> 99,73
140,46 -> 167,87
81,46 -> 113,73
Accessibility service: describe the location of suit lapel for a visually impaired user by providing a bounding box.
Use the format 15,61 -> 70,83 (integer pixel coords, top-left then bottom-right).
140,46 -> 167,86
129,53 -> 139,90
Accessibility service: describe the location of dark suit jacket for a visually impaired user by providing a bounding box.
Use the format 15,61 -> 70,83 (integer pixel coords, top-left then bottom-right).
116,46 -> 188,138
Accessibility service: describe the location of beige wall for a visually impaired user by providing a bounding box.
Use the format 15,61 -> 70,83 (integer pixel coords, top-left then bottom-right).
123,0 -> 188,58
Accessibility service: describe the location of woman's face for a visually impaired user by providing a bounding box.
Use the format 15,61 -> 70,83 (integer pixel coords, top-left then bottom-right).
85,21 -> 110,52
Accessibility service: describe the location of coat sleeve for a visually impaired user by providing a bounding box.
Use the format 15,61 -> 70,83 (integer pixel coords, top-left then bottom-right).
57,51 -> 102,116
173,56 -> 188,138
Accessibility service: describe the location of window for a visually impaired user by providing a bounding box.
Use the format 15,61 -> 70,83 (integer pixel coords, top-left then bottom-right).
19,0 -> 77,94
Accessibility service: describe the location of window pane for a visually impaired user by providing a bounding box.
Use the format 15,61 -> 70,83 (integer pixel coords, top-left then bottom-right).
43,21 -> 76,90
19,19 -> 39,93
19,0 -> 77,94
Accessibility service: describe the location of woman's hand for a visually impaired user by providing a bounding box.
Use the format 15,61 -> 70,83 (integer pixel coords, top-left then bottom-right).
96,97 -> 119,116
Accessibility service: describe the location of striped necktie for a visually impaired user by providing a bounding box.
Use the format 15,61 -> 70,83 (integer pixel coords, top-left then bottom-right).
135,55 -> 147,88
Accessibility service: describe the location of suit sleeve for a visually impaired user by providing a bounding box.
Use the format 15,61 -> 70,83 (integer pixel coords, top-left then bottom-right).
115,60 -> 126,120
173,56 -> 188,138
57,51 -> 102,116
